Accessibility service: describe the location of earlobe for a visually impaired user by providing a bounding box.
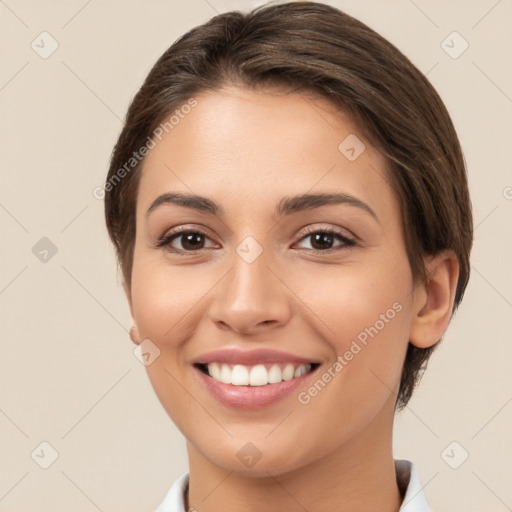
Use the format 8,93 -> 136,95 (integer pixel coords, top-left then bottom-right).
409,251 -> 460,349
130,325 -> 142,346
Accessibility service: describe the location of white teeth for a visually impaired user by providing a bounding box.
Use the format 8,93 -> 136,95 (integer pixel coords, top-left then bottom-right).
249,364 -> 268,386
206,362 -> 312,386
220,364 -> 231,384
282,364 -> 295,381
294,364 -> 310,378
231,365 -> 249,385
268,364 -> 282,384
209,362 -> 221,381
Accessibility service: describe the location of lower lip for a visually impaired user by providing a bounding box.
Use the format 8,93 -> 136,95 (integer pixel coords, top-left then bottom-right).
194,366 -> 317,409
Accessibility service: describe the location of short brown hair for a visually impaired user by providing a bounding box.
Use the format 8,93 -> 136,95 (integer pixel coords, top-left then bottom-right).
104,1 -> 473,410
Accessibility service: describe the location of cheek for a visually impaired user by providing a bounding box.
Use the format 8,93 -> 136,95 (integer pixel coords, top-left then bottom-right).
291,257 -> 411,344
293,258 -> 413,402
130,253 -> 209,345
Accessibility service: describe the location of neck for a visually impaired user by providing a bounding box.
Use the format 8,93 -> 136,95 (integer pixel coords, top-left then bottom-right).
185,404 -> 403,512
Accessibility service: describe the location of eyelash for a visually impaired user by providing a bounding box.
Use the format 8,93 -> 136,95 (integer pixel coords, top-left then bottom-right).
154,226 -> 356,255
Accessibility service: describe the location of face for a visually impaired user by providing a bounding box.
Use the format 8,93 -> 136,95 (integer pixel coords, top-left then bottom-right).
128,85 -> 421,476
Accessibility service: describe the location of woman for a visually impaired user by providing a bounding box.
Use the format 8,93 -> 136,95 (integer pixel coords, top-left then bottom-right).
103,2 -> 473,510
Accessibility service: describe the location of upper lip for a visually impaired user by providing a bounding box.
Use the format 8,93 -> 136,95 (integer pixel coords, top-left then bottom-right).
193,348 -> 320,366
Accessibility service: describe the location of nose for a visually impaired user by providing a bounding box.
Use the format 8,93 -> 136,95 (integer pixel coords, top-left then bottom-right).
209,245 -> 292,336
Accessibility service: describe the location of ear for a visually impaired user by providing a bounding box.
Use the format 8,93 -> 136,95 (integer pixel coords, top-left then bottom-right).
409,250 -> 460,349
124,281 -> 142,346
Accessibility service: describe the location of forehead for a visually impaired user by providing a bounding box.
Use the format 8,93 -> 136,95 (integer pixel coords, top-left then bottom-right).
136,86 -> 397,223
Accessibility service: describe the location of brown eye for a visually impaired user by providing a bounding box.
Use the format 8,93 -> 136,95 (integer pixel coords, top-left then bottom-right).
176,232 -> 206,251
309,232 -> 335,250
156,230 -> 217,253
295,229 -> 355,252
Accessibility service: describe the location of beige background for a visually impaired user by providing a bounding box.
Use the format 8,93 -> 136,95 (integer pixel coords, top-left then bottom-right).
1,0 -> 511,510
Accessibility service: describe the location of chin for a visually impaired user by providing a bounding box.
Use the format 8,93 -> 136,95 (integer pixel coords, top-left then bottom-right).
192,435 -> 316,479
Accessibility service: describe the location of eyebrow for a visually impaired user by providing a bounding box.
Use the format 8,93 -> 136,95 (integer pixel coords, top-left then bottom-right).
146,191 -> 379,222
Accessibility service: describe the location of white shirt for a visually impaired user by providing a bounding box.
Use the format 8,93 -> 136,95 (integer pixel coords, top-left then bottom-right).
155,459 -> 432,511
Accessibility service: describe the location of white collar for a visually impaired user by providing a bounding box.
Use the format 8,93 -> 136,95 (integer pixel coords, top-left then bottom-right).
396,460 -> 432,511
156,459 -> 432,512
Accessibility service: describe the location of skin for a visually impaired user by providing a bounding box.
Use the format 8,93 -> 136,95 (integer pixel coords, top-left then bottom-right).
126,85 -> 459,512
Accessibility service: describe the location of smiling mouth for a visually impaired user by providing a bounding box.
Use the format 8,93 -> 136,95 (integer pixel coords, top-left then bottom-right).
194,362 -> 320,386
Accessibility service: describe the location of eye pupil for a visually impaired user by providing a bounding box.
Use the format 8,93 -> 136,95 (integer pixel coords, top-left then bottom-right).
182,232 -> 204,250
311,233 -> 333,250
